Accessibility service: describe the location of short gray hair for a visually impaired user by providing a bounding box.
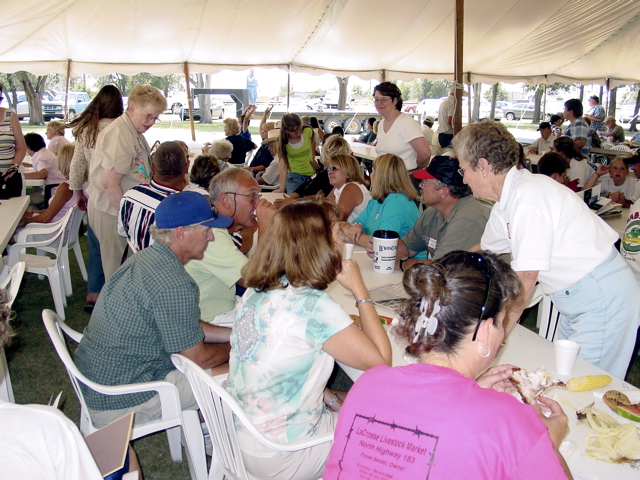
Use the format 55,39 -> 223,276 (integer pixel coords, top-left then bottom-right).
209,168 -> 254,203
209,139 -> 233,161
150,224 -> 199,247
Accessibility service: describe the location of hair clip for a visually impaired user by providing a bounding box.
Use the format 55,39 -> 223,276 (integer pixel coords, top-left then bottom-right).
413,299 -> 440,343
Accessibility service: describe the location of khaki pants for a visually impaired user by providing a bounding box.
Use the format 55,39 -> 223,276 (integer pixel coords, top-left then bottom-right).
87,206 -> 129,280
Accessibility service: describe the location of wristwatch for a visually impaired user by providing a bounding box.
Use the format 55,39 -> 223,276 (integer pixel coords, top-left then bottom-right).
399,256 -> 410,272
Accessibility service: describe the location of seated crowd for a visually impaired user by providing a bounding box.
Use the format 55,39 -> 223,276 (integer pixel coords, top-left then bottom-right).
4,85 -> 640,480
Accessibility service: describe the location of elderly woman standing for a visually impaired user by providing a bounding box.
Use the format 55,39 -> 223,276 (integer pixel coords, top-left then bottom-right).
87,85 -> 166,280
373,82 -> 431,172
325,251 -> 571,479
453,120 -> 640,379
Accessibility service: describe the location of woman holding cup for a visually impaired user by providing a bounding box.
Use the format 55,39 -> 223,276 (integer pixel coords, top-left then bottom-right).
339,154 -> 420,247
225,199 -> 391,480
324,251 -> 571,479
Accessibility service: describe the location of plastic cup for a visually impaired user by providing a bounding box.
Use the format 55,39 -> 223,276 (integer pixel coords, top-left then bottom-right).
372,230 -> 399,274
344,242 -> 355,260
554,339 -> 581,375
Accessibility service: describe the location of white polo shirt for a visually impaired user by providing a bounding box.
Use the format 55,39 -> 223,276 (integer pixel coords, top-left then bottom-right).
481,167 -> 618,293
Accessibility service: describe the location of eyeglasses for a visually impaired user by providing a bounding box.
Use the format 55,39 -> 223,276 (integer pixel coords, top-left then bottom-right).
326,166 -> 340,172
143,113 -> 161,124
373,96 -> 392,104
225,192 -> 262,201
454,252 -> 494,342
419,179 -> 436,187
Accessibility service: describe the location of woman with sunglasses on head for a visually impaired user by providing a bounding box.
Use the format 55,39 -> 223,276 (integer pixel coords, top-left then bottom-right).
326,153 -> 371,222
325,251 -> 572,480
225,199 -> 391,480
276,112 -> 319,194
373,81 -> 431,173
453,120 -> 640,380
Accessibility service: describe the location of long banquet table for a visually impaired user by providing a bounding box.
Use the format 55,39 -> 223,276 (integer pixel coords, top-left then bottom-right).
328,247 -> 640,480
0,195 -> 29,253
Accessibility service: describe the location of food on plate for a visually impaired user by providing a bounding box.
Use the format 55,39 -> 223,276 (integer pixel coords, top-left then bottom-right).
603,390 -> 632,410
566,375 -> 612,392
602,390 -> 640,423
510,366 -> 564,404
576,403 -> 640,463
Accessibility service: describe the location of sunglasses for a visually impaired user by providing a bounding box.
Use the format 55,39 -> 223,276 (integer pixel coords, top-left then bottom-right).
448,251 -> 494,341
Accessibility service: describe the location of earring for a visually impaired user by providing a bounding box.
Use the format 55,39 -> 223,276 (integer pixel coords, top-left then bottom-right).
478,343 -> 491,358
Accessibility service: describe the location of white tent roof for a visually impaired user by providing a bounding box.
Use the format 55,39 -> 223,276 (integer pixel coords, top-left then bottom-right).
1,0 -> 639,86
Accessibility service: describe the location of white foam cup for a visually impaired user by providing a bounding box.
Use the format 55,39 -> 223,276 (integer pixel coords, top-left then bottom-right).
344,242 -> 355,260
372,230 -> 399,274
554,339 -> 581,375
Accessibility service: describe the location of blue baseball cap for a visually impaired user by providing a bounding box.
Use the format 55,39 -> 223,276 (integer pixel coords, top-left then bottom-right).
155,191 -> 233,229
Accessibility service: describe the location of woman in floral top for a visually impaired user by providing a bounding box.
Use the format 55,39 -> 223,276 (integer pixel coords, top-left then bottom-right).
225,199 -> 391,480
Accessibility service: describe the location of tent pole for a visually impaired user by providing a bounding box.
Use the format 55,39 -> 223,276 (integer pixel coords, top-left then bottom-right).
605,78 -> 610,114
287,64 -> 291,111
466,73 -> 471,125
183,62 -> 195,141
64,60 -> 71,121
381,69 -> 386,82
453,0 -> 464,134
543,82 -> 547,120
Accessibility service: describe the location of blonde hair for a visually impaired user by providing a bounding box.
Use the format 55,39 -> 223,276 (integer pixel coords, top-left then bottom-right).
223,118 -> 240,136
328,154 -> 368,187
371,154 -> 419,202
46,120 -> 65,136
209,139 -> 233,161
56,143 -> 75,179
242,199 -> 343,292
128,85 -> 167,112
321,135 -> 351,164
372,120 -> 381,134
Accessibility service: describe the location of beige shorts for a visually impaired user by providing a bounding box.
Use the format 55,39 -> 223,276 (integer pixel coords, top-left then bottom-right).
89,369 -> 202,429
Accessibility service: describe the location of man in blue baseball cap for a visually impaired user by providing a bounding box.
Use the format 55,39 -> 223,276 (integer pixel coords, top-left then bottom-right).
76,191 -> 234,429
394,156 -> 489,271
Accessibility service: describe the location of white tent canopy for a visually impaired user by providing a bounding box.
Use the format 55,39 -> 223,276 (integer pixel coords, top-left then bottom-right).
1,0 -> 639,86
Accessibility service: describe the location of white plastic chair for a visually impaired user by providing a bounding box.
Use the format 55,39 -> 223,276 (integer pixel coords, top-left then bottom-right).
172,353 -> 334,480
612,144 -> 632,153
42,310 -> 208,480
601,142 -> 615,150
20,207 -> 88,295
2,207 -> 73,319
0,262 -> 25,403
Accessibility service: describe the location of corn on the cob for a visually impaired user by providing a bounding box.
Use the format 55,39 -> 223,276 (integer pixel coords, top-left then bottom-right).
566,375 -> 612,392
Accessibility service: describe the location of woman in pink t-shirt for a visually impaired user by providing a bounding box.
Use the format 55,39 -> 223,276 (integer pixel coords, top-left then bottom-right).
325,251 -> 571,480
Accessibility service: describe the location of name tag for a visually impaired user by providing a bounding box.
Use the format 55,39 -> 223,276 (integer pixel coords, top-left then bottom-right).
428,237 -> 437,250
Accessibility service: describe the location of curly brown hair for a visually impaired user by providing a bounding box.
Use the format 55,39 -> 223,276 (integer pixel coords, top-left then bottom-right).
393,251 -> 521,356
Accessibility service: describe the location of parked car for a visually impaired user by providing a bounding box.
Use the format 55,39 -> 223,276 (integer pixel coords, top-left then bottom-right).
500,102 -> 537,121
179,97 -> 225,121
416,98 -> 447,121
619,104 -> 638,123
12,90 -> 56,120
42,91 -> 91,121
322,92 -> 352,110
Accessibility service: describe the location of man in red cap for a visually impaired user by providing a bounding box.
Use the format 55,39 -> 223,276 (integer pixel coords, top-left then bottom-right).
395,156 -> 489,272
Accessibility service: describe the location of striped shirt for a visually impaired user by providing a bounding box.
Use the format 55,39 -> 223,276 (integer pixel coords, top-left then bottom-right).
117,180 -> 180,252
0,110 -> 16,173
